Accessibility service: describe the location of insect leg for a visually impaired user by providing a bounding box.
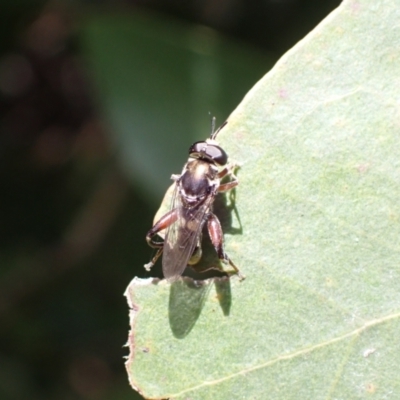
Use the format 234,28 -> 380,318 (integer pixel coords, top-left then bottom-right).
218,163 -> 240,192
207,213 -> 245,280
217,165 -> 232,179
144,209 -> 178,271
218,180 -> 238,192
146,208 -> 178,248
144,248 -> 163,271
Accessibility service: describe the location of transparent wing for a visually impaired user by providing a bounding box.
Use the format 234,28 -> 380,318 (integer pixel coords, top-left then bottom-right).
162,186 -> 213,280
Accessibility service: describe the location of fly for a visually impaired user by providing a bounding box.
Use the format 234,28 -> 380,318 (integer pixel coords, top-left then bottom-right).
145,118 -> 244,281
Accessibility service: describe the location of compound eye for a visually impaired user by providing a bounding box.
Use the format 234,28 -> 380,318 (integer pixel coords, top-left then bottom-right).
189,141 -> 207,155
205,145 -> 228,165
189,141 -> 228,165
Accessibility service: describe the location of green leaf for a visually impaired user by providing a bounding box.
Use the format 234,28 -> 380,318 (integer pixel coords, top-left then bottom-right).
126,0 -> 400,398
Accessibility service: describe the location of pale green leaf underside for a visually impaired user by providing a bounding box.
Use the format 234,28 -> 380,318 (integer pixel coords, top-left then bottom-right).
126,0 -> 400,398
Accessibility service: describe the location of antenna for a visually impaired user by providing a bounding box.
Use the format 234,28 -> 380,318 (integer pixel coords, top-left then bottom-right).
211,119 -> 227,140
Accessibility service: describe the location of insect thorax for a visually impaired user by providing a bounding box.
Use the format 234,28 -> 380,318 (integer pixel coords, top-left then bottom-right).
179,159 -> 218,206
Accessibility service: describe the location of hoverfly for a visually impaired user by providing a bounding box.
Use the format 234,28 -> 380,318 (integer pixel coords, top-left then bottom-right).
145,119 -> 243,281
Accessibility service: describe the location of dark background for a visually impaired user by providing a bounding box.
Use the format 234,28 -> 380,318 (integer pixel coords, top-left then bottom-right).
0,1 -> 340,399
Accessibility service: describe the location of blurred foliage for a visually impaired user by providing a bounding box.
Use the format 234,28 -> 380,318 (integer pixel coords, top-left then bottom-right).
0,0 -> 339,399
81,12 -> 274,199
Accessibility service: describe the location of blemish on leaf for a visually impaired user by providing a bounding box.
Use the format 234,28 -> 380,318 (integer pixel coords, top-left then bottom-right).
356,163 -> 371,174
278,88 -> 288,98
363,348 -> 376,358
366,382 -> 377,394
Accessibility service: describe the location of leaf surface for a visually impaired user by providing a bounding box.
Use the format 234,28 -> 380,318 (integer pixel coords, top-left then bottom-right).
126,1 -> 400,398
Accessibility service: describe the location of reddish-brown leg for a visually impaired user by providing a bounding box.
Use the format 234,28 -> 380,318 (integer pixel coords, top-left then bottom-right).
145,209 -> 178,271
217,163 -> 239,179
207,213 -> 244,280
218,163 -> 239,192
146,209 -> 178,248
218,180 -> 238,192
217,166 -> 230,179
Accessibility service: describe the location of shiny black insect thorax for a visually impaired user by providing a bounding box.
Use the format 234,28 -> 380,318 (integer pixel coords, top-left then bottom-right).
179,159 -> 218,207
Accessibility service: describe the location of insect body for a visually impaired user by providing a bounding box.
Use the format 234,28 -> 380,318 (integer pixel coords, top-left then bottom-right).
145,120 -> 243,281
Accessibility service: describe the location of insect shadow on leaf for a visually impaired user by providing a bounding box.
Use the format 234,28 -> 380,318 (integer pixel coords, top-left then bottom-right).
168,277 -> 212,338
214,181 -> 242,235
168,276 -> 232,338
